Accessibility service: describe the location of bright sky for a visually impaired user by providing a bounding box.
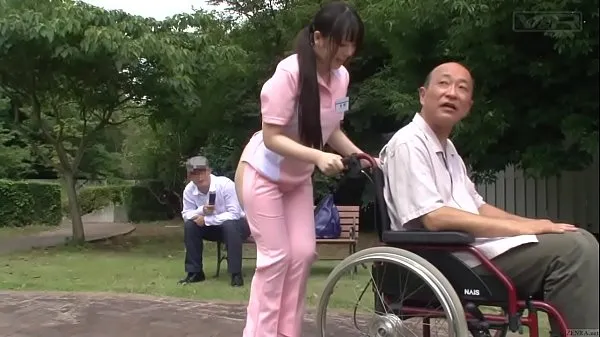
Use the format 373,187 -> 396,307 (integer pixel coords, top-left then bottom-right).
82,0 -> 225,20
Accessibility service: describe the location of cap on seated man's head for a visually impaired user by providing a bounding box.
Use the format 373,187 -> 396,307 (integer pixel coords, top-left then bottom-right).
185,155 -> 209,173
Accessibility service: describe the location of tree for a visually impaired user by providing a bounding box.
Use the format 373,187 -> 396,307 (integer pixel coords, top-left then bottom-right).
0,96 -> 32,178
0,125 -> 32,178
126,10 -> 253,197
121,0 -> 597,213
349,0 -> 599,181
0,0 -> 201,241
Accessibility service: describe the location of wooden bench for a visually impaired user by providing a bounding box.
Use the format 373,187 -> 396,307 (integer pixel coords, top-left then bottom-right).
215,205 -> 360,278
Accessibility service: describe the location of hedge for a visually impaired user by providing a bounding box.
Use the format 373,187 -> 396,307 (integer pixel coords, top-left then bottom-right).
0,179 -> 62,228
76,185 -> 130,215
126,182 -> 172,222
64,180 -> 173,222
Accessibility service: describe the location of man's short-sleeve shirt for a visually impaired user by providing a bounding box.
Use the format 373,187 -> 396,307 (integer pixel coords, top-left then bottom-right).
379,113 -> 538,268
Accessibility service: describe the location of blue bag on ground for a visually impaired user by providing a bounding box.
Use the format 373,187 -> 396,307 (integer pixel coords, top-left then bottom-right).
314,194 -> 341,239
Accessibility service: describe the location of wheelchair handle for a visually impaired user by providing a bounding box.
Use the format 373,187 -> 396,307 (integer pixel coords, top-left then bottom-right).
341,152 -> 378,171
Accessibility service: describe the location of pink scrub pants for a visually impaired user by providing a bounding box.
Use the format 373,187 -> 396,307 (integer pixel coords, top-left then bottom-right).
241,164 -> 317,337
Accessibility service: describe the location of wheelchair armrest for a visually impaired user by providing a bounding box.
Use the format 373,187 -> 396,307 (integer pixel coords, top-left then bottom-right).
382,229 -> 475,245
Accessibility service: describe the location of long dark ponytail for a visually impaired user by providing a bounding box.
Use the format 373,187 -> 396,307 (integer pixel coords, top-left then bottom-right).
296,25 -> 322,149
294,1 -> 364,150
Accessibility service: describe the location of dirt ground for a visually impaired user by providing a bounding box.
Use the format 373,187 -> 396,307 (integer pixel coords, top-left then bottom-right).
0,290 -> 527,337
0,291 -> 373,337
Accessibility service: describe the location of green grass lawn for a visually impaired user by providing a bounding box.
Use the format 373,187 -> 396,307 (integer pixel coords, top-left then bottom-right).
0,221 -> 370,310
0,221 -> 550,335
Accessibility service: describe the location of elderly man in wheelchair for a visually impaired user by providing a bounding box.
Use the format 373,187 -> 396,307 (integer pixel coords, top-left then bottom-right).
316,62 -> 598,337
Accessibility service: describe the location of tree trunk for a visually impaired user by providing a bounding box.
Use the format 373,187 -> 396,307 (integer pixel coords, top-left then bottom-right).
62,171 -> 85,243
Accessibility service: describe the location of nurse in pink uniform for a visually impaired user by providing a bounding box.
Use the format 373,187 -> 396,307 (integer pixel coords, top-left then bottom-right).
234,2 -> 370,337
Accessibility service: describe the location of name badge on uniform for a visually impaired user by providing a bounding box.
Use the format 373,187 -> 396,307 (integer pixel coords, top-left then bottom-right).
335,97 -> 349,113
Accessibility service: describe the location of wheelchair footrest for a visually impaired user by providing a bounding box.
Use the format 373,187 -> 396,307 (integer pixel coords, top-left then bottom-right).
465,302 -> 493,337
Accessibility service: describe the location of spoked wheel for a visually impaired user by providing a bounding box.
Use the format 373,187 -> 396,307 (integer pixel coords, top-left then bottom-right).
316,246 -> 469,337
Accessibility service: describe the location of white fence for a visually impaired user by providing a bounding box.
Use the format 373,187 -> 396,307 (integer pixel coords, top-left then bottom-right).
475,155 -> 599,233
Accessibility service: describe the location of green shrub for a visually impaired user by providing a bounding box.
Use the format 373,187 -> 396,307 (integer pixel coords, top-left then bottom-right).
125,180 -> 172,222
77,185 -> 131,214
69,181 -> 172,222
0,180 -> 62,227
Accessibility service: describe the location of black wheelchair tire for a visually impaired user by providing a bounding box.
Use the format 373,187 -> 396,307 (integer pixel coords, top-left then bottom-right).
316,246 -> 469,337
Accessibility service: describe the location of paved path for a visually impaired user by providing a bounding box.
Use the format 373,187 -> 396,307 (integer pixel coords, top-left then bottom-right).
0,222 -> 135,255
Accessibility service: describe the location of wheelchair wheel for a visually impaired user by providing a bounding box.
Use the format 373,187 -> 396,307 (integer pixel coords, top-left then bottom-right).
316,246 -> 469,337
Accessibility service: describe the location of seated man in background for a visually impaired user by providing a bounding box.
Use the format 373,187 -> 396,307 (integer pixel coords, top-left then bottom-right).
179,155 -> 250,287
379,62 -> 599,331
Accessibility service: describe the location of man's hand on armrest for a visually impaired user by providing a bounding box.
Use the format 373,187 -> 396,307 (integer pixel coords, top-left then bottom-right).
421,206 -> 578,237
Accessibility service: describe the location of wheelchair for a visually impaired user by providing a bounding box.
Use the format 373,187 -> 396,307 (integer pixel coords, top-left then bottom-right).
316,153 -> 568,337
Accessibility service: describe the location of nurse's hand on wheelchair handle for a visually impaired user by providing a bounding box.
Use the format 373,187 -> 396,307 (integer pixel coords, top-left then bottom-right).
341,152 -> 379,171
316,151 -> 345,177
